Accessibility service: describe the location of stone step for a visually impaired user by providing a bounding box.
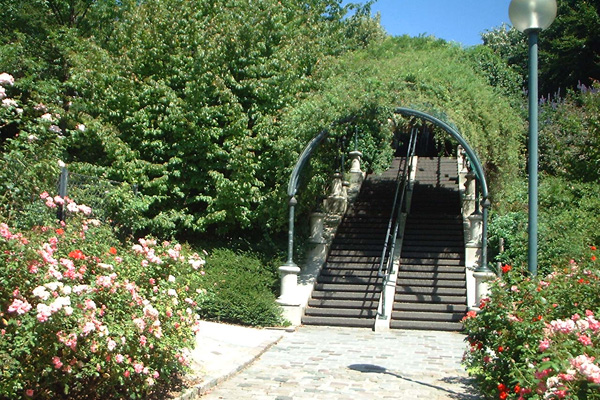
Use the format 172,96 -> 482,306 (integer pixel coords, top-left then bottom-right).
394,293 -> 466,304
302,316 -> 375,328
398,266 -> 465,276
314,283 -> 381,292
334,237 -> 388,244
401,251 -> 464,260
400,245 -> 464,253
311,291 -> 380,301
304,307 -> 378,318
400,259 -> 464,267
328,249 -> 385,257
307,299 -> 380,309
391,311 -> 464,323
393,302 -> 468,314
326,256 -> 382,264
396,279 -> 465,288
318,275 -> 383,285
389,320 -> 463,332
321,269 -> 382,277
330,243 -> 386,250
396,271 -> 465,281
395,286 -> 466,296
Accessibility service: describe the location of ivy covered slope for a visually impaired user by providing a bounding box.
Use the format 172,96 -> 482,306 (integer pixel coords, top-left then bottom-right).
283,36 -> 525,202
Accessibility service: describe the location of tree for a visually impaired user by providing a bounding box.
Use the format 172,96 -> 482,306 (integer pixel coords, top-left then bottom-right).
482,0 -> 600,96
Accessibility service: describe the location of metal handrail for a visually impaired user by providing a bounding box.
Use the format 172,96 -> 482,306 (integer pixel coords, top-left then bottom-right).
377,128 -> 418,279
377,128 -> 418,319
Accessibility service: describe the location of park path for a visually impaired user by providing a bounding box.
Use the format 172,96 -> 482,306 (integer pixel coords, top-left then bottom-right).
196,325 -> 481,400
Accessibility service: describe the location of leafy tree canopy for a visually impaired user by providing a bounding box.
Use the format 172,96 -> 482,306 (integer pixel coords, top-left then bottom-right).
482,0 -> 600,96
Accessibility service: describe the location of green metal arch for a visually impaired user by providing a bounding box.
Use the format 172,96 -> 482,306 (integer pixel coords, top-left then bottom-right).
284,107 -> 491,271
395,107 -> 490,271
395,107 -> 488,199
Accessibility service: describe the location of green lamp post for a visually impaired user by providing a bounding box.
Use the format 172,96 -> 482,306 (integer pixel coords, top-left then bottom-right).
509,0 -> 557,276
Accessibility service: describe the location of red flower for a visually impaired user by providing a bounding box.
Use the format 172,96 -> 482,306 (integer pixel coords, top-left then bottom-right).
514,384 -> 521,393
462,310 -> 478,321
68,249 -> 85,260
591,246 -> 597,251
499,391 -> 508,400
498,346 -> 505,353
109,247 -> 117,255
501,264 -> 512,274
592,255 -> 597,261
55,228 -> 64,235
498,383 -> 507,392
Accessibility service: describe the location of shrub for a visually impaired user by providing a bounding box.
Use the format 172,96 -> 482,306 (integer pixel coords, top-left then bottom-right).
489,176 -> 600,276
463,250 -> 600,399
0,194 -> 207,399
197,248 -> 285,327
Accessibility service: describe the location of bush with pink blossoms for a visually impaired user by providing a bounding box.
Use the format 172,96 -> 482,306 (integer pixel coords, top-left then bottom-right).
0,194 -> 206,399
463,250 -> 600,399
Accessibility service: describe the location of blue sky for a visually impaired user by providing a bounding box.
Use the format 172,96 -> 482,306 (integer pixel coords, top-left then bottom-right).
343,0 -> 513,46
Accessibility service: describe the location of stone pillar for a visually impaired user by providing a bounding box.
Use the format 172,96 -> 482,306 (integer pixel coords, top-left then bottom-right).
465,211 -> 483,310
348,151 -> 365,202
349,150 -> 363,174
467,211 -> 483,245
308,212 -> 326,244
457,145 -> 468,174
324,172 -> 346,214
462,172 -> 476,218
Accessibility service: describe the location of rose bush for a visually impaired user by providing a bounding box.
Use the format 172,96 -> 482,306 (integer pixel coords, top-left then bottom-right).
463,249 -> 600,399
0,194 -> 206,399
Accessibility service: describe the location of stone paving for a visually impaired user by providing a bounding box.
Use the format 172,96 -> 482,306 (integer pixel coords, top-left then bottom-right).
199,326 -> 481,399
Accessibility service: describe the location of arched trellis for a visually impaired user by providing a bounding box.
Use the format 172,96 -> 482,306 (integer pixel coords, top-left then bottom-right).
394,107 -> 490,272
283,107 -> 491,274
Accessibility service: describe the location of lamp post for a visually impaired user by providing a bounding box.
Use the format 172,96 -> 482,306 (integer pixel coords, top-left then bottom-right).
509,0 -> 557,277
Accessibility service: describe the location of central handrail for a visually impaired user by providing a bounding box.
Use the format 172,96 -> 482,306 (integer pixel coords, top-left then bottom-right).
377,128 -> 418,318
377,128 -> 418,278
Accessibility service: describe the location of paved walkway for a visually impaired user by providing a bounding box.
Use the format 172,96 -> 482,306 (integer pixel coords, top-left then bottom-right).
182,324 -> 480,400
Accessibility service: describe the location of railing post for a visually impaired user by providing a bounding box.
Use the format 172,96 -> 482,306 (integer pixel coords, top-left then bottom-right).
308,211 -> 326,244
324,172 -> 346,215
57,166 -> 68,222
278,196 -> 301,306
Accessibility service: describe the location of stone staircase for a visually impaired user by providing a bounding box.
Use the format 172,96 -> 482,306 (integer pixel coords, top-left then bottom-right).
301,157 -> 405,328
390,157 -> 467,331
302,156 -> 467,331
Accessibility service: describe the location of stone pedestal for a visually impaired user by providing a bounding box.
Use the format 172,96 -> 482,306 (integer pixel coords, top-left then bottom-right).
465,244 -> 482,310
472,270 -> 496,310
277,262 -> 301,306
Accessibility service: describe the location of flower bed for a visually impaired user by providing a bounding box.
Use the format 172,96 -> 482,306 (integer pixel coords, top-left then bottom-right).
463,251 -> 600,399
0,194 -> 206,399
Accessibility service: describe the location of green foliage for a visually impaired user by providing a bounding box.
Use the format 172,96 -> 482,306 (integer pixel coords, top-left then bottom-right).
539,84 -> 600,183
466,44 -> 523,107
197,248 -> 285,327
489,176 -> 600,275
285,36 -> 525,195
57,0 -> 386,237
482,1 -> 600,95
463,255 -> 600,399
1,0 -> 526,240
